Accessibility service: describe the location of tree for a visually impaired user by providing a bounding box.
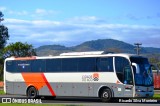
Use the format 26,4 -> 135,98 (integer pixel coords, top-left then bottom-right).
148,54 -> 160,69
104,48 -> 123,53
0,11 -> 9,80
0,25 -> 9,49
0,11 -> 9,50
3,42 -> 37,58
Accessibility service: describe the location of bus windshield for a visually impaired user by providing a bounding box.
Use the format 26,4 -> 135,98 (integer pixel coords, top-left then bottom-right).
130,57 -> 153,86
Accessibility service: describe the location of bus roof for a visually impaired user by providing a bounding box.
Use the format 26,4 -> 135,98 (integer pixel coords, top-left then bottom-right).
5,52 -> 141,61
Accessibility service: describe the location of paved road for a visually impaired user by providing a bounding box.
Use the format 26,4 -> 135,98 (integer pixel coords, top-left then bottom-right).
0,95 -> 160,106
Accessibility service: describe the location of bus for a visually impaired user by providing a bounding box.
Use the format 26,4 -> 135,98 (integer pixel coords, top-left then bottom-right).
4,51 -> 155,102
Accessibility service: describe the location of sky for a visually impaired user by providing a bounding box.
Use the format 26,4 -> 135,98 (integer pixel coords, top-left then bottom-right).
0,0 -> 160,48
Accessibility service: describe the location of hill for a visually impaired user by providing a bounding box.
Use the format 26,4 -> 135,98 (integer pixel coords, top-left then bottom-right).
72,39 -> 134,52
36,39 -> 160,56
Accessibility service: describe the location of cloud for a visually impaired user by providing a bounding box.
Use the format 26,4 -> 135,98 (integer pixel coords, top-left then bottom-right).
67,16 -> 106,24
35,9 -> 46,14
0,6 -> 7,11
35,9 -> 56,15
4,17 -> 160,48
8,10 -> 28,16
0,7 -> 59,20
31,8 -> 59,19
7,9 -> 58,18
68,16 -> 99,22
5,18 -> 31,24
126,14 -> 141,20
125,12 -> 160,21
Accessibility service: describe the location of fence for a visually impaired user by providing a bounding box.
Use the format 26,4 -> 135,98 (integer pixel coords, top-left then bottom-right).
153,73 -> 160,89
0,81 -> 3,90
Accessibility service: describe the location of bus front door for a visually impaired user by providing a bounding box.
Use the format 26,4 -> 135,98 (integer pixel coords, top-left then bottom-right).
123,66 -> 134,97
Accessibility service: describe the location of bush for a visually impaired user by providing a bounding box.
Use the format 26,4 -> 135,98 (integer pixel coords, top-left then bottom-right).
0,57 -> 3,81
0,64 -> 3,81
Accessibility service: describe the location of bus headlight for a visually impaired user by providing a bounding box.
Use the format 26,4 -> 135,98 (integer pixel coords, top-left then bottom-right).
136,89 -> 143,92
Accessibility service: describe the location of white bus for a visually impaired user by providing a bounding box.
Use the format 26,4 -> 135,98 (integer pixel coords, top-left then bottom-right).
4,51 -> 155,102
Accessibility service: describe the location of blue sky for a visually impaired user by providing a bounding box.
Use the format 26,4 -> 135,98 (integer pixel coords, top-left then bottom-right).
0,0 -> 160,48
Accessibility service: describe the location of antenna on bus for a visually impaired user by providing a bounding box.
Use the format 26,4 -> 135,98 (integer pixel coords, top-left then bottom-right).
60,51 -> 104,56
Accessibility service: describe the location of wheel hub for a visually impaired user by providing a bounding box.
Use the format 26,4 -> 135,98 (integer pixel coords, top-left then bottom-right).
103,92 -> 108,98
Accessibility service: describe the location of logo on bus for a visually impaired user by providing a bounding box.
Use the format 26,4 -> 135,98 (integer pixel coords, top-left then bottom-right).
82,73 -> 99,82
93,73 -> 99,81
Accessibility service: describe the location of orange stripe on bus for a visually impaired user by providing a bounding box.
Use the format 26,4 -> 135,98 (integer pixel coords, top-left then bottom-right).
15,56 -> 36,60
116,80 -> 121,84
22,73 -> 56,96
41,73 -> 56,96
22,73 -> 46,90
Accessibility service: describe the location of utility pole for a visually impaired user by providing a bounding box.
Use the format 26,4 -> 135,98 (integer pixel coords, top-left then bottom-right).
134,43 -> 142,55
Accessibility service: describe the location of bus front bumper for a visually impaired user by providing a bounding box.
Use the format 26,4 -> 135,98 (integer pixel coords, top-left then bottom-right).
134,91 -> 154,98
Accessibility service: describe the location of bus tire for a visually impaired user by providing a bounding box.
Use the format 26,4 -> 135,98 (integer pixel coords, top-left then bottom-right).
100,88 -> 112,102
27,86 -> 38,99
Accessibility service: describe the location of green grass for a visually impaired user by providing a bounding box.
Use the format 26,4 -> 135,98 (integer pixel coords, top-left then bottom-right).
153,94 -> 160,99
0,89 -> 5,94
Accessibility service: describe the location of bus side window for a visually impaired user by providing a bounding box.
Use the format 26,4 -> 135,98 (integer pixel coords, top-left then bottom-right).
78,58 -> 96,72
17,60 -> 31,72
46,59 -> 61,72
62,58 -> 78,72
97,57 -> 113,72
31,59 -> 45,72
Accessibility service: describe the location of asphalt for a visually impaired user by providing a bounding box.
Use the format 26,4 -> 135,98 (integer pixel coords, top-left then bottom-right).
0,95 -> 160,106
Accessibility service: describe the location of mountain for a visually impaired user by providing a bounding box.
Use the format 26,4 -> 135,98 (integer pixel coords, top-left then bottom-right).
37,45 -> 68,51
36,39 -> 160,56
72,39 -> 134,52
36,45 -> 71,56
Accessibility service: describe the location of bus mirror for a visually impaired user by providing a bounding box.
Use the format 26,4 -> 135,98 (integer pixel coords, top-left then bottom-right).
131,63 -> 140,74
131,63 -> 137,67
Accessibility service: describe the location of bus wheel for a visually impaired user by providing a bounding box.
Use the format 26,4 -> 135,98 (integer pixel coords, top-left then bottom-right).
27,87 -> 38,99
100,88 -> 112,102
